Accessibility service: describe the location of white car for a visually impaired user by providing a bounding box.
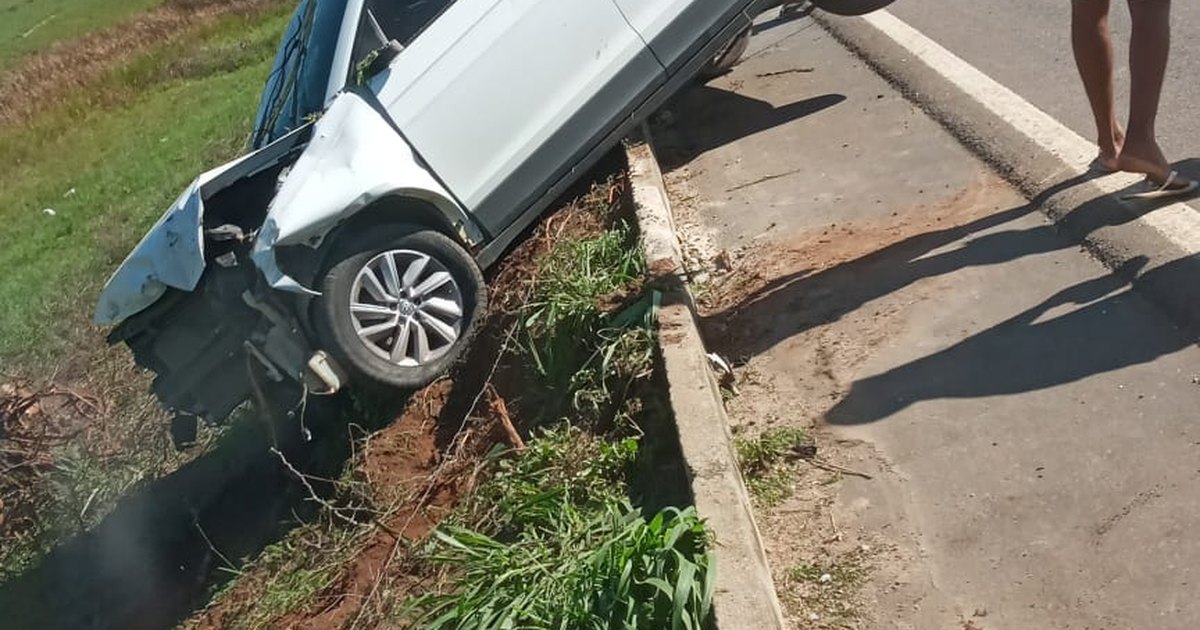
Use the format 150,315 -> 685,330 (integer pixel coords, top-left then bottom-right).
96,0 -> 855,433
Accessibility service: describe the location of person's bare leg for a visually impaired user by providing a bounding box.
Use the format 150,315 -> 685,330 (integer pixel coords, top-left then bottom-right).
1072,0 -> 1124,169
1117,0 -> 1192,187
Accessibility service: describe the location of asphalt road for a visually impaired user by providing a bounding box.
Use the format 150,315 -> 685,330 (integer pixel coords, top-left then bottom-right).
887,0 -> 1200,164
658,17 -> 1200,627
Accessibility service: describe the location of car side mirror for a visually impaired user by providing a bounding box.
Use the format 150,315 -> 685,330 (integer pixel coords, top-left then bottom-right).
358,40 -> 404,84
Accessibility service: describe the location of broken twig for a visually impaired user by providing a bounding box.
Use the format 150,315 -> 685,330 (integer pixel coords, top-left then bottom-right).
486,384 -> 525,451
755,67 -> 814,78
809,458 -> 873,480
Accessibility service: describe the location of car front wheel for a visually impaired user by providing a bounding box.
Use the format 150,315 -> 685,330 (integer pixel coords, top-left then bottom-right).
314,226 -> 486,390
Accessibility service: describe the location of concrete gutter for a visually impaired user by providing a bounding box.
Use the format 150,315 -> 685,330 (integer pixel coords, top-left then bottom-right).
626,126 -> 788,630
817,10 -> 1200,334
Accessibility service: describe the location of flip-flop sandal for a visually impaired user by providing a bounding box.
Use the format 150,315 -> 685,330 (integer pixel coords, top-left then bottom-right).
1120,170 -> 1200,201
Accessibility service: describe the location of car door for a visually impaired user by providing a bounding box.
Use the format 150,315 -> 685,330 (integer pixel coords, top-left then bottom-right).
370,0 -> 665,236
611,0 -> 755,74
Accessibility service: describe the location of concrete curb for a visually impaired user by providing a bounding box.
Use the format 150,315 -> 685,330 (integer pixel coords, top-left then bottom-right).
626,126 -> 788,630
818,11 -> 1200,334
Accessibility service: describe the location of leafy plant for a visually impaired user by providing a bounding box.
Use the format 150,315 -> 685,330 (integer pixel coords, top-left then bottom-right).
735,427 -> 811,508
405,429 -> 713,630
519,223 -> 653,423
404,216 -> 711,629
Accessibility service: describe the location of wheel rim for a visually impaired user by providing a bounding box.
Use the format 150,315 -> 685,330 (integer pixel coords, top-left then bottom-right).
348,249 -> 465,367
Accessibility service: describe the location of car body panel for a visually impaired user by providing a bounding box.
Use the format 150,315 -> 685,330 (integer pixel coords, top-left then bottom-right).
474,2 -> 757,269
251,90 -> 480,293
371,0 -> 664,234
613,0 -> 756,74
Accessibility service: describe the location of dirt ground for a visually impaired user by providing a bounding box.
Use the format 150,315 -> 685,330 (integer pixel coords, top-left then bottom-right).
651,18 -> 1023,627
658,12 -> 1200,629
659,86 -> 1024,625
671,168 -> 1010,628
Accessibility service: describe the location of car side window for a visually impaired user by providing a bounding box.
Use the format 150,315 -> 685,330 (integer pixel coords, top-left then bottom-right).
351,0 -> 455,67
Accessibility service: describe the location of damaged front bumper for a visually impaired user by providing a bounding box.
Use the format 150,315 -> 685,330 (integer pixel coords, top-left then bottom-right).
94,92 -> 480,426
94,125 -> 314,325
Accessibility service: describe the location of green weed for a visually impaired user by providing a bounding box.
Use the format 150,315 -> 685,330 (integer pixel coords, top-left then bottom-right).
405,428 -> 714,630
183,508 -> 371,630
735,427 -> 811,508
0,3 -> 290,581
401,215 -> 713,629
785,548 -> 872,626
520,223 -> 653,422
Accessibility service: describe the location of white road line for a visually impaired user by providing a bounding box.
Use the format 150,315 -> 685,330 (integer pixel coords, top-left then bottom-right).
862,10 -> 1200,254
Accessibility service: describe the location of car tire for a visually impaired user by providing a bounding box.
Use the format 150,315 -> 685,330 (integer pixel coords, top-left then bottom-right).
809,0 -> 894,16
699,27 -> 751,81
314,225 -> 486,390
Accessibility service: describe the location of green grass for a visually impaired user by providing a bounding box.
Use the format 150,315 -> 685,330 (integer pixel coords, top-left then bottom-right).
405,429 -> 714,630
203,523 -> 365,630
0,0 -> 164,71
785,547 -> 872,626
521,221 -> 652,420
0,8 -> 290,365
191,194 -> 710,629
735,427 -> 811,508
0,1 -> 290,582
403,219 -> 712,629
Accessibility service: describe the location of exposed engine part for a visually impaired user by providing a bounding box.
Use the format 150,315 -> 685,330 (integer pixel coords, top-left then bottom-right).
305,351 -> 345,395
215,252 -> 239,268
110,250 -> 316,424
205,224 -> 249,243
170,413 -> 199,450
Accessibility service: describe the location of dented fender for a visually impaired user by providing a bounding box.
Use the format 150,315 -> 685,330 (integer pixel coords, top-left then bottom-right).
251,91 -> 480,294
96,91 -> 477,325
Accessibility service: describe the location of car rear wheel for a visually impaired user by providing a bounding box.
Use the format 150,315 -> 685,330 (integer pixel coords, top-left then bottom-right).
314,226 -> 486,390
699,27 -> 751,81
810,0 -> 894,16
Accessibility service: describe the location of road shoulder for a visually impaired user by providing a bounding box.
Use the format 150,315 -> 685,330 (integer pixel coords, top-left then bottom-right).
819,10 -> 1200,337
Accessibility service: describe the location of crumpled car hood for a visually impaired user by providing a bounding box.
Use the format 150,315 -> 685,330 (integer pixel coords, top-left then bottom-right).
94,127 -> 310,325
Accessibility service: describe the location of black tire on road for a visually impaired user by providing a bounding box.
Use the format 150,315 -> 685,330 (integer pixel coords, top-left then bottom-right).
314,225 -> 486,390
699,27 -> 751,81
809,0 -> 894,16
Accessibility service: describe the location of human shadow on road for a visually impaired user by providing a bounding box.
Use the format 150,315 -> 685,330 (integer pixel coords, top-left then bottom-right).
825,253 -> 1200,425
702,174 -> 1089,359
656,87 -> 845,170
702,168 -> 1200,425
822,159 -> 1200,425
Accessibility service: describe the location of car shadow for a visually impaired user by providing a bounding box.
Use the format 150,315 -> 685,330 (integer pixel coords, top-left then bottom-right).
700,163 -> 1200,426
655,87 -> 846,170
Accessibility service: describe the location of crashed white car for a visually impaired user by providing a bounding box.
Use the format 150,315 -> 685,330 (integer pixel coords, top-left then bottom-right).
97,0 -> 765,429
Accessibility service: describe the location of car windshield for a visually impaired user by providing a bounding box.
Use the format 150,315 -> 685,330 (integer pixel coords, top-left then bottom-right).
250,0 -> 350,149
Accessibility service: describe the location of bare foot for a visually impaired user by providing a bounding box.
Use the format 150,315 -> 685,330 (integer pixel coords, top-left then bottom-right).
1117,138 -> 1194,188
1094,153 -> 1120,172
1096,126 -> 1125,171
